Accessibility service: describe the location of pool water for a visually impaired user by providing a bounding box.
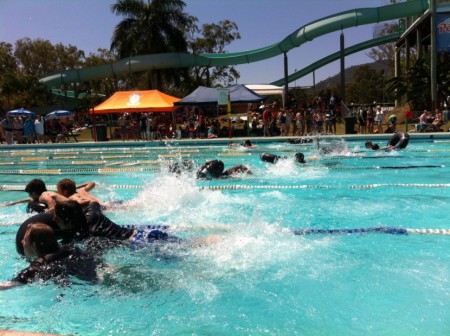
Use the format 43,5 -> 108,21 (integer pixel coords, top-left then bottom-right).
0,137 -> 450,335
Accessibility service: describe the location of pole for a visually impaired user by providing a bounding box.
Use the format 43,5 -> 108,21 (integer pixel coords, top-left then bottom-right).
284,52 -> 288,108
340,31 -> 345,104
227,90 -> 232,138
431,0 -> 437,110
313,70 -> 316,98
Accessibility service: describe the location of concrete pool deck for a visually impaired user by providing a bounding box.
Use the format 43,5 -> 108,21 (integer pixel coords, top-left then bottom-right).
0,131 -> 449,150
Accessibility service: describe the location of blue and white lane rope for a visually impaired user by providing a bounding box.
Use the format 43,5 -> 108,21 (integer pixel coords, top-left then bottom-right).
292,227 -> 450,236
2,183 -> 450,192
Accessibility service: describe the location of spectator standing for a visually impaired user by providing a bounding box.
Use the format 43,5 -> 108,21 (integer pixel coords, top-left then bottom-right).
366,106 -> 374,134
34,115 -> 45,143
23,115 -> 36,144
13,116 -> 24,143
140,113 -> 148,140
117,115 -> 127,141
1,115 -> 14,144
262,106 -> 272,137
358,108 -> 367,134
130,117 -> 140,141
375,105 -> 384,133
279,109 -> 287,136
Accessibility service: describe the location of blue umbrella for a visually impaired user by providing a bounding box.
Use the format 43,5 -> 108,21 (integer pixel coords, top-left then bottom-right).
7,108 -> 36,117
45,110 -> 73,120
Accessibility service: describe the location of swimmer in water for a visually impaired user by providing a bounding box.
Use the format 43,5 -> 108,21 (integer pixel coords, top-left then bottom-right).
261,152 -> 306,164
295,152 -> 306,164
365,132 -> 410,151
15,200 -> 174,256
2,223 -> 100,290
23,178 -> 74,212
197,160 -> 252,179
228,140 -> 256,148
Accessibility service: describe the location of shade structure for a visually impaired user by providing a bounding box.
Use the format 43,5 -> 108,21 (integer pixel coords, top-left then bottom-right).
175,84 -> 266,106
45,110 -> 73,120
7,108 -> 36,117
244,84 -> 285,107
90,90 -> 180,115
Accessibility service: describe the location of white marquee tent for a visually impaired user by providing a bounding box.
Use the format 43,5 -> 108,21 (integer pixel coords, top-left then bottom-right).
244,84 -> 285,107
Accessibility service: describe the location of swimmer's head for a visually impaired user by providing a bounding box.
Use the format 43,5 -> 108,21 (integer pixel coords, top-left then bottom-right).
57,178 -> 77,197
295,152 -> 306,164
365,141 -> 380,150
54,200 -> 87,232
25,179 -> 47,201
198,160 -> 224,179
22,223 -> 59,257
243,140 -> 253,147
260,153 -> 279,164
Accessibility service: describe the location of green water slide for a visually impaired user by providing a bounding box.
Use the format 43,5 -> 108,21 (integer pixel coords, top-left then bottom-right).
270,32 -> 401,87
39,0 -> 429,88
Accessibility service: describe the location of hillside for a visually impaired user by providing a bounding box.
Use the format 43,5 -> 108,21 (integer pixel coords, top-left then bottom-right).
315,62 -> 391,90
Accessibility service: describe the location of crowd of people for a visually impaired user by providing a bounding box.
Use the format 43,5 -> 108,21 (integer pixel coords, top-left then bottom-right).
416,109 -> 444,132
249,93 -> 341,137
2,100 -> 447,145
0,114 -> 85,145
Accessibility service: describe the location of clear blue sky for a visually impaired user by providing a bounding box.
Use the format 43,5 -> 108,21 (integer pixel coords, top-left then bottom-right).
0,0 -> 394,87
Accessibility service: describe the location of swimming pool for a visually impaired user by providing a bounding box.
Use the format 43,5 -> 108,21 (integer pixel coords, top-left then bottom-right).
1,135 -> 450,335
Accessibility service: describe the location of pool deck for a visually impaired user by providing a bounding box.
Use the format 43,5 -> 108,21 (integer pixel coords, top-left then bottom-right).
0,131 -> 449,150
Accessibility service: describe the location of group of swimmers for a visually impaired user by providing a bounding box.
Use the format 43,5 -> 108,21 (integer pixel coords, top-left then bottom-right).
1,132 -> 411,289
1,178 -> 176,290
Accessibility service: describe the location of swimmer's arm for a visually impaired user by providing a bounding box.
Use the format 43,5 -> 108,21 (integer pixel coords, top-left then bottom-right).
0,281 -> 21,290
39,191 -> 57,209
81,182 -> 96,192
40,191 -> 69,210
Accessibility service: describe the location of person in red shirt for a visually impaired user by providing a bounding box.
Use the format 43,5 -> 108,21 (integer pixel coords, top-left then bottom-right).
262,106 -> 272,137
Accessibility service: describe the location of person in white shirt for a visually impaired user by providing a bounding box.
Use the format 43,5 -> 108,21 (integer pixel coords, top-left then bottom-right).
375,105 -> 384,133
34,115 -> 45,143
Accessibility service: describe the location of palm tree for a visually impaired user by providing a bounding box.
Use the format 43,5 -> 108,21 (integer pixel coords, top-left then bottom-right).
110,0 -> 190,89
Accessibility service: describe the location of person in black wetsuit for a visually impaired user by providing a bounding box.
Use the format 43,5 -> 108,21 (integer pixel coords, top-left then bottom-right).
196,160 -> 252,179
15,200 -> 172,256
1,223 -> 100,290
59,200 -> 174,246
260,152 -> 306,164
15,207 -> 86,255
365,132 -> 410,151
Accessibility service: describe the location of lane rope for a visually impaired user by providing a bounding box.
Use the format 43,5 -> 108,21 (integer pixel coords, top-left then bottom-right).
2,183 -> 450,191
292,226 -> 450,236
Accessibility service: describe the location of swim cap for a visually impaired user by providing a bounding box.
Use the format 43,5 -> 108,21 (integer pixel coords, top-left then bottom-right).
206,160 -> 224,177
198,160 -> 225,179
295,153 -> 306,164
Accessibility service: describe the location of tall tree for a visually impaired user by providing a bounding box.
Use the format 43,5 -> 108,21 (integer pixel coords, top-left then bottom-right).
366,22 -> 409,77
0,42 -> 19,110
187,19 -> 241,88
110,0 -> 190,90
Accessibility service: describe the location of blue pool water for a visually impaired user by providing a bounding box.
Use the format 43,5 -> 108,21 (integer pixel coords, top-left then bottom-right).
0,136 -> 450,335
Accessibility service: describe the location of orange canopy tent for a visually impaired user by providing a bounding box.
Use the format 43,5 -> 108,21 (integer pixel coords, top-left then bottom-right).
89,90 -> 180,141
90,90 -> 180,114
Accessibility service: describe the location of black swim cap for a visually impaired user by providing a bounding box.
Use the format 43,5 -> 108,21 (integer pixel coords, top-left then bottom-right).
295,153 -> 305,164
205,160 -> 225,178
